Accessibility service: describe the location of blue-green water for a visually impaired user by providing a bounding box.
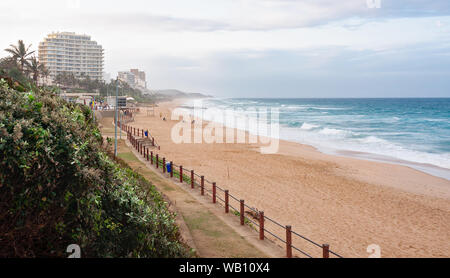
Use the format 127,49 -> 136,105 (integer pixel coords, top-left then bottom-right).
195,98 -> 450,179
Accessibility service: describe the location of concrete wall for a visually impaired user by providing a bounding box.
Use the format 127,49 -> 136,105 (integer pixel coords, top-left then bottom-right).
95,110 -> 115,122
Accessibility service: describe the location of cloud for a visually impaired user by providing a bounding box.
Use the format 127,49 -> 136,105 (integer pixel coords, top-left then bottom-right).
5,0 -> 448,33
142,43 -> 450,97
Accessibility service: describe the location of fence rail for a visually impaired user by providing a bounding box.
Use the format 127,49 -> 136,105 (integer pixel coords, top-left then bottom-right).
118,120 -> 343,258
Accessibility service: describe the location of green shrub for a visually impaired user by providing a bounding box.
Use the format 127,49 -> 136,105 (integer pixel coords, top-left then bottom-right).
0,79 -> 189,257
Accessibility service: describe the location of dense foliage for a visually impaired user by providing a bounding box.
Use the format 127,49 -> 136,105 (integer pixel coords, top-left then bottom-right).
54,72 -> 150,103
0,79 -> 189,257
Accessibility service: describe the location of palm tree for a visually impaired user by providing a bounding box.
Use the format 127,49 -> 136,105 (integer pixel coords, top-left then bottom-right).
4,40 -> 35,73
41,66 -> 50,86
27,56 -> 45,85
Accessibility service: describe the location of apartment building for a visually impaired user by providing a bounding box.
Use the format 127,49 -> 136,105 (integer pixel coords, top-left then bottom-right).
38,32 -> 104,81
118,71 -> 135,86
118,69 -> 147,89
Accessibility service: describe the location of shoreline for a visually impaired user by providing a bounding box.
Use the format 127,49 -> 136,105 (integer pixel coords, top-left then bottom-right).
134,99 -> 450,257
176,98 -> 450,182
333,149 -> 450,181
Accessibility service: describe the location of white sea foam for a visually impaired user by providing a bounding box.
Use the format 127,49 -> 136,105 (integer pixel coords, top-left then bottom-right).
319,128 -> 346,135
359,136 -> 388,144
300,123 -> 319,130
308,107 -> 348,110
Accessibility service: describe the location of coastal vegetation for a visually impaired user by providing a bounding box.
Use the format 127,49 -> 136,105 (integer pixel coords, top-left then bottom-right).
0,41 -> 189,257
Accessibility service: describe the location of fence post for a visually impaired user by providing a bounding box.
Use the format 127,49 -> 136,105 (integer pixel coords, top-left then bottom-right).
156,154 -> 159,169
150,151 -> 153,165
259,211 -> 265,240
212,182 -> 216,204
134,127 -> 135,136
322,244 -> 329,258
163,158 -> 166,173
240,200 -> 245,225
147,148 -> 149,161
179,166 -> 183,183
191,170 -> 194,189
201,176 -> 204,195
225,190 -> 229,213
170,161 -> 173,178
286,225 -> 292,258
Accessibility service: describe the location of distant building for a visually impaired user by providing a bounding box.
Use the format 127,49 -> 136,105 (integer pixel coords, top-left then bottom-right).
130,69 -> 147,88
118,69 -> 147,89
118,71 -> 136,87
38,32 -> 104,81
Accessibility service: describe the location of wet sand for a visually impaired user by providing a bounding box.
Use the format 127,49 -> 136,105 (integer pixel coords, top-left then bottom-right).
130,100 -> 450,258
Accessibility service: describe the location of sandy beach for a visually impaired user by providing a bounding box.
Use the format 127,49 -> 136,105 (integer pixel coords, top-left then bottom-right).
130,99 -> 450,258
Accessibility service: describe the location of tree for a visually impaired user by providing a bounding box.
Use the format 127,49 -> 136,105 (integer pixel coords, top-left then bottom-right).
4,40 -> 35,73
0,57 -> 29,86
27,56 -> 45,85
40,66 -> 50,86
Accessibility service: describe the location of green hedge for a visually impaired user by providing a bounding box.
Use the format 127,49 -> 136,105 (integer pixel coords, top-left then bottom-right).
0,79 -> 189,258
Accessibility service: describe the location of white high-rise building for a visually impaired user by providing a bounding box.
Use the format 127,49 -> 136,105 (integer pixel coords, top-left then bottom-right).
38,32 -> 104,81
118,69 -> 147,89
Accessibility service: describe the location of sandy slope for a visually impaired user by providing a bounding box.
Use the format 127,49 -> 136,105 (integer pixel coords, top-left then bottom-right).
129,100 -> 450,258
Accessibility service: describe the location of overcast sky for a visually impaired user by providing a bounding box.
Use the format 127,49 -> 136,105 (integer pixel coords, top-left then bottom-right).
1,0 -> 450,97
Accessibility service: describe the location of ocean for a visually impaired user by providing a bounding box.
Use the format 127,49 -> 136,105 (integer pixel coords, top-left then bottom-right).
183,98 -> 450,180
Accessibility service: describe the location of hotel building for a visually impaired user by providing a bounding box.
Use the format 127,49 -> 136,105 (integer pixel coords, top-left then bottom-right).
38,32 -> 104,81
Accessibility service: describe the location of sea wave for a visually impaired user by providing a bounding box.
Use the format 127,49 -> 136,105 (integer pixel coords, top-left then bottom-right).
319,128 -> 347,135
300,123 -> 319,130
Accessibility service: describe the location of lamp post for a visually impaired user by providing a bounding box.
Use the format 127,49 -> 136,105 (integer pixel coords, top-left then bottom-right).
119,108 -> 122,140
114,78 -> 118,157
